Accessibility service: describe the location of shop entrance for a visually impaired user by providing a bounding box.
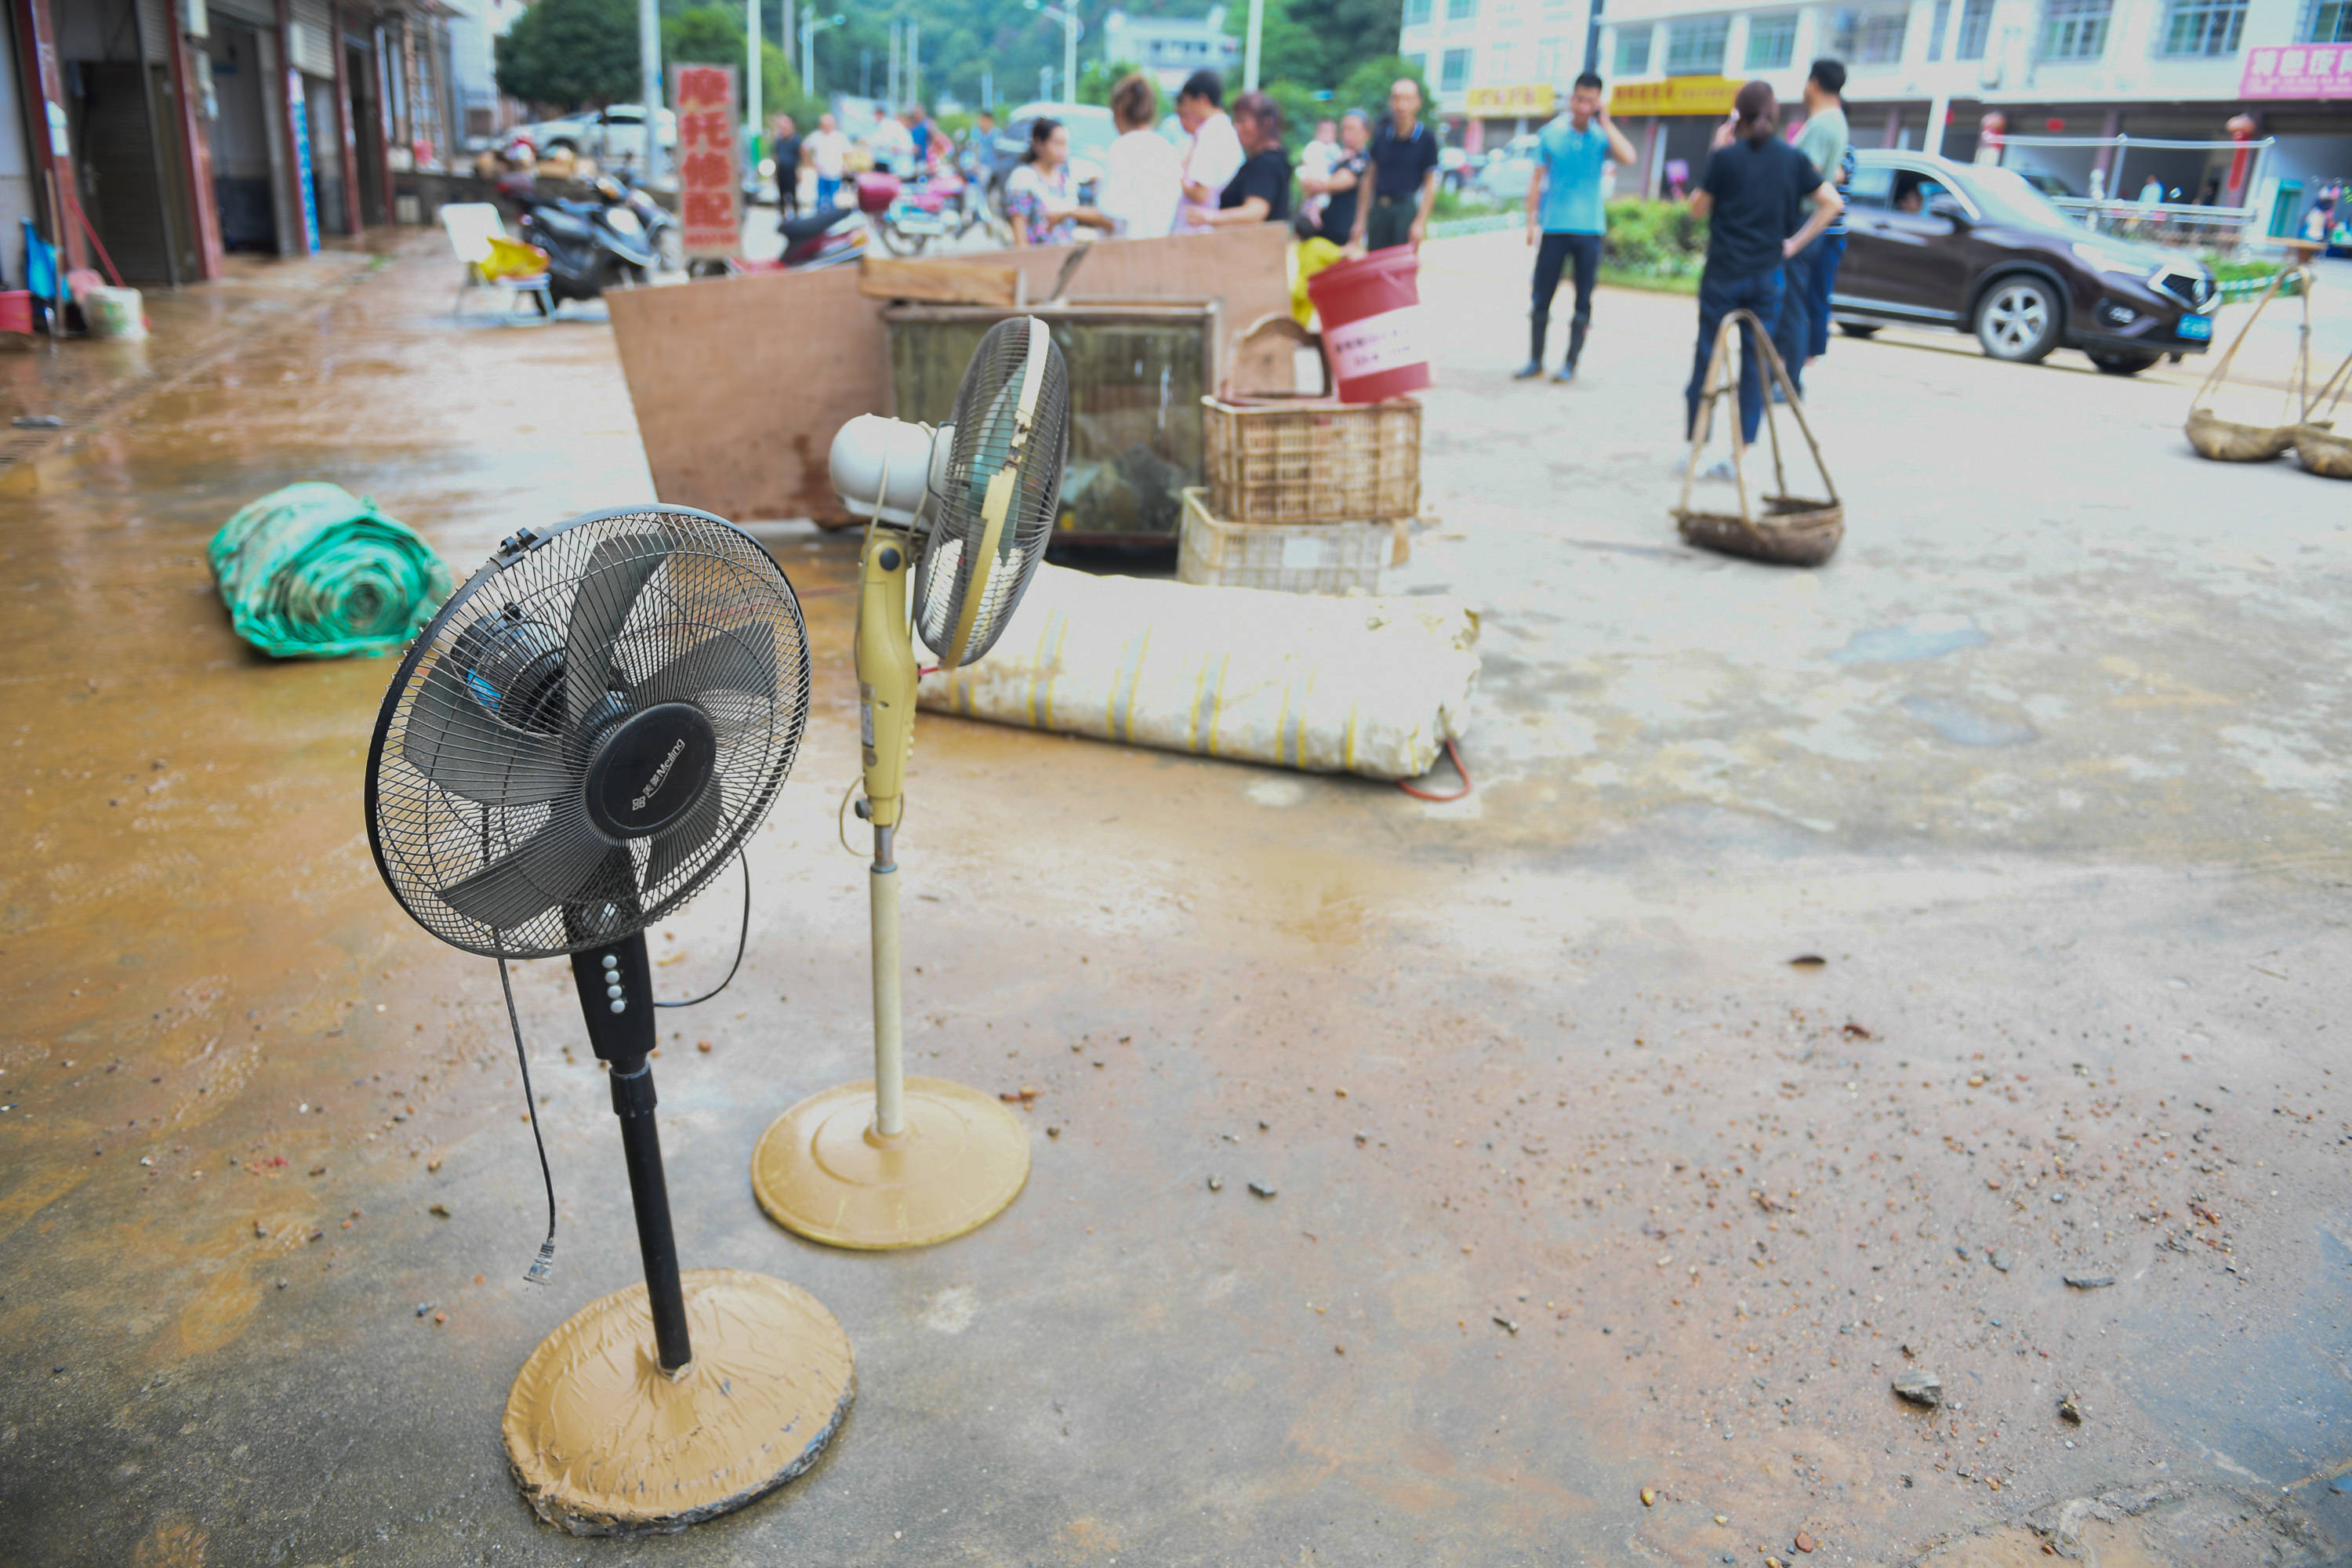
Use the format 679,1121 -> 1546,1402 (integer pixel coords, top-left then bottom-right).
347,38 -> 384,227
209,20 -> 278,251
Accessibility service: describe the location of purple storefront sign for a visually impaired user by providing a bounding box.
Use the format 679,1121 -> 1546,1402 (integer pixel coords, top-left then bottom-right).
2239,44 -> 2352,100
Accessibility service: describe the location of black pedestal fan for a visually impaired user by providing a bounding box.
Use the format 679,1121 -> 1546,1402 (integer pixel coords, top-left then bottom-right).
363,506 -> 851,1535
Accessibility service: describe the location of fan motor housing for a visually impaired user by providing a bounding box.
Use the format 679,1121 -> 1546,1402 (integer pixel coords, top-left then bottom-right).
584,702 -> 719,842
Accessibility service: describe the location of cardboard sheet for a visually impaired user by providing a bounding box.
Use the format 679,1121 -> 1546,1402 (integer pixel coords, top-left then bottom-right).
606,225 -> 1293,525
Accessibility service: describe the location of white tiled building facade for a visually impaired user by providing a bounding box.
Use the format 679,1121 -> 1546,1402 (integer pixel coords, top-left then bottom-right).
1401,0 -> 2350,233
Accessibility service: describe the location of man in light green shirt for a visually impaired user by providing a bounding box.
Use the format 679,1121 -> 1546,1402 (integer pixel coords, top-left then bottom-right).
1774,58 -> 1849,396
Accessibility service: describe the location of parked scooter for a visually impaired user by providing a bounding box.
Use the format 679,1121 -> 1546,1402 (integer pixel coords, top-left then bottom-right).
593,173 -> 682,273
859,168 -> 1000,256
495,171 -> 657,309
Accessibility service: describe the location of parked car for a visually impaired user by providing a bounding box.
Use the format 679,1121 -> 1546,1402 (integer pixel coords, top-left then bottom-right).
1476,133 -> 1541,203
505,104 -> 678,168
1438,144 -> 1473,194
1831,151 -> 2217,375
2015,169 -> 2079,199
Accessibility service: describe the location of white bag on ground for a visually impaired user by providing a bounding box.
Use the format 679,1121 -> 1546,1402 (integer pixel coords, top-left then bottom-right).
916,564 -> 1479,780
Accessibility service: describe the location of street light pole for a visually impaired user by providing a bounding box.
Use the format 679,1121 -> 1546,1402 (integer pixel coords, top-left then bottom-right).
1245,0 -> 1263,89
1063,9 -> 1076,105
747,0 -> 762,158
639,0 -> 662,178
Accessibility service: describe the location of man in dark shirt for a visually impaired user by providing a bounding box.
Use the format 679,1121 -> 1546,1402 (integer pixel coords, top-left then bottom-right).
1684,83 -> 1842,445
770,114 -> 802,218
1348,78 -> 1439,252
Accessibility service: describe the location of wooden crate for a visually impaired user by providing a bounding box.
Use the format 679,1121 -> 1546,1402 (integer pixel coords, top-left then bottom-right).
1200,395 -> 1421,525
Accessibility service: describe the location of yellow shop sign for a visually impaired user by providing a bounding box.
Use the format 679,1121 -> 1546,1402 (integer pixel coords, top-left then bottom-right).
1608,75 -> 1740,116
1465,82 -> 1556,115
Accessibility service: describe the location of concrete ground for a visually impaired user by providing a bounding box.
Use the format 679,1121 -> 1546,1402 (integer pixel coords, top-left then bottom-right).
2,230 -> 2348,1567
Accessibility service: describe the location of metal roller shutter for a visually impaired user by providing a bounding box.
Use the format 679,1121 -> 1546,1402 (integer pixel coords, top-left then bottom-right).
290,0 -> 337,76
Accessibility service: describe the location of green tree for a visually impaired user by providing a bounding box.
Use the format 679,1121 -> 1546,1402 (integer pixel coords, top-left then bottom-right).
664,7 -> 808,118
1076,56 -> 1144,106
1337,53 -> 1433,122
495,0 -> 639,111
1227,0 -> 1399,93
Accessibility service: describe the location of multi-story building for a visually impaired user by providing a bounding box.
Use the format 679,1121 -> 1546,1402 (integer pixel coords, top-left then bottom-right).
1594,0 -> 2348,231
1399,0 -> 1598,149
1103,8 -> 1243,94
1401,0 -> 2350,234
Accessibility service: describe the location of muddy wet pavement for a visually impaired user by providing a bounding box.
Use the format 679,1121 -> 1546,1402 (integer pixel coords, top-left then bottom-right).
1,231 -> 2346,1566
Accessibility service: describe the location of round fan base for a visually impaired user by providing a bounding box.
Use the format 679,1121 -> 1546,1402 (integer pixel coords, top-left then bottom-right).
750,1077 -> 1032,1250
503,1269 -> 853,1536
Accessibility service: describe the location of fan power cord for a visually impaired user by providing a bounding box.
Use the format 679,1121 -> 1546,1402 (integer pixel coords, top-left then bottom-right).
655,848 -> 751,1008
497,956 -> 559,1287
1397,739 -> 1473,803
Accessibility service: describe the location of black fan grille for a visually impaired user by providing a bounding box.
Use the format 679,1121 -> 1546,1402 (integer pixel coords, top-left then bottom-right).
913,317 -> 1070,666
366,509 -> 811,960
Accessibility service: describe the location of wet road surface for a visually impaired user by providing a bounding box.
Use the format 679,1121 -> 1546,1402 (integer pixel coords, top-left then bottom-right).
0,230 -> 2346,1566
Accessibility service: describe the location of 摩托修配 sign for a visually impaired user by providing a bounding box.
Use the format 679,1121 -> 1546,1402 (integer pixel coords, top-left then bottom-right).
1606,76 -> 1740,117
671,63 -> 742,260
1465,83 -> 1556,115
2239,45 -> 2352,100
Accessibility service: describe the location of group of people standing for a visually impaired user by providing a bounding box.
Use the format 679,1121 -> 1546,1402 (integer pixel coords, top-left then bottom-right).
1515,57 -> 1852,451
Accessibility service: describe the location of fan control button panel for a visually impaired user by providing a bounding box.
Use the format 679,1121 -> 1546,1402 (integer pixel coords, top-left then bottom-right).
568,933 -> 657,1063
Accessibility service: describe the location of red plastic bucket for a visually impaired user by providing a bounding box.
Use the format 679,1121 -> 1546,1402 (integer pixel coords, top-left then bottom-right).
1305,248 -> 1431,402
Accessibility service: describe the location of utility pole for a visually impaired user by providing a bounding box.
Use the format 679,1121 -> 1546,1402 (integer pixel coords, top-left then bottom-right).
909,19 -> 919,107
1040,64 -> 1053,100
639,0 -> 661,177
1245,0 -> 1263,89
747,0 -> 762,158
887,17 -> 898,106
782,2 -> 795,92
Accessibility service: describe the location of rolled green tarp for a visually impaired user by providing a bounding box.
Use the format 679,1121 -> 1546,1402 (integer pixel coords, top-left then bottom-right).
209,482 -> 451,659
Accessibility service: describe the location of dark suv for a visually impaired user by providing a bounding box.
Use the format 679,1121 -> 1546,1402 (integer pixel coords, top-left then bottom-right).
1830,151 -> 2219,375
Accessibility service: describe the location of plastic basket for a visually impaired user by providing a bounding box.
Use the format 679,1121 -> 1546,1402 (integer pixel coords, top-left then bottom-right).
1201,394 -> 1421,524
1178,488 -> 1393,595
1200,314 -> 1421,525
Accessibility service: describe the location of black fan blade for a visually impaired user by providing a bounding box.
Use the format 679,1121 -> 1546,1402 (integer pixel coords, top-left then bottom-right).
565,534 -> 668,725
403,663 -> 571,808
642,777 -> 727,895
626,630 -> 777,738
441,808 -> 610,931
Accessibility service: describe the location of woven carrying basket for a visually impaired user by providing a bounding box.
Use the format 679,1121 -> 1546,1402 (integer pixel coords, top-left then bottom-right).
1202,314 -> 1422,525
2290,350 -> 2352,480
1673,308 -> 1842,568
2185,267 -> 2314,462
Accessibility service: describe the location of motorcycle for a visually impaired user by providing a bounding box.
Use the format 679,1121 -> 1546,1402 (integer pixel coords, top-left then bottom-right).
593,172 -> 682,273
860,168 -> 1004,256
496,172 -> 657,309
682,204 -> 867,279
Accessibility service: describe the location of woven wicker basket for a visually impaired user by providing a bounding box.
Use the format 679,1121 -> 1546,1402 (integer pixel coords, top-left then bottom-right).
2184,268 -> 2314,463
1672,308 -> 1843,568
1201,315 -> 1421,525
2292,352 -> 2352,479
1676,496 -> 1844,566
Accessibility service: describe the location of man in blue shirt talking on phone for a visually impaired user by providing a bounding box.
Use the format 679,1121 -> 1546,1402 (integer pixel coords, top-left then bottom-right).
1518,71 -> 1639,383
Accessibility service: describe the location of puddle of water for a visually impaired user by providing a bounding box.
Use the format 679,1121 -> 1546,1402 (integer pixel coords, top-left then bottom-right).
1904,695 -> 2038,746
1832,613 -> 1987,664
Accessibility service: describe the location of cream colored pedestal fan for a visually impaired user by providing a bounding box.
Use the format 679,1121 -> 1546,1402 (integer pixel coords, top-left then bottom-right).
752,316 -> 1069,1249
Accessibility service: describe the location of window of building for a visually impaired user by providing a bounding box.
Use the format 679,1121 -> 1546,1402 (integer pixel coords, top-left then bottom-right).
1746,10 -> 1799,65
2040,0 -> 2111,58
2158,0 -> 2247,50
1955,0 -> 1995,55
1489,41 -> 1515,79
1442,45 -> 1473,90
2303,0 -> 2352,38
1448,0 -> 1479,23
1536,34 -> 1566,74
1664,16 -> 1729,72
1830,6 -> 1910,60
1613,24 -> 1653,73
1927,0 -> 1951,56
1404,0 -> 1432,26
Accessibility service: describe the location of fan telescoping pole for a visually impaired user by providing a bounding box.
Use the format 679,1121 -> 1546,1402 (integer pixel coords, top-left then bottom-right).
567,929 -> 692,1371
858,529 -> 917,1141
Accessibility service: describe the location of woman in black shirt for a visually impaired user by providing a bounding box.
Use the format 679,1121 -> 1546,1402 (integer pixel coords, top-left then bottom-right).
1683,81 -> 1842,445
1198,91 -> 1293,228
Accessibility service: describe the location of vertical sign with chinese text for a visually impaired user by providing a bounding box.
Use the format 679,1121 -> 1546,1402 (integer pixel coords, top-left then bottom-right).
671,64 -> 742,259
